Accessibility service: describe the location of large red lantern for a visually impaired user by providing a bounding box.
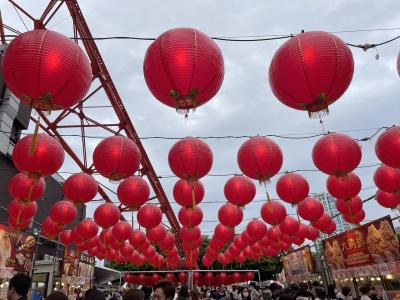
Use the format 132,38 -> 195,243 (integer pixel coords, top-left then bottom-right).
374,165 -> 400,194
376,190 -> 400,209
217,253 -> 228,266
13,134 -> 64,178
129,230 -> 146,249
276,173 -> 309,204
269,31 -> 353,116
297,223 -> 309,240
173,179 -> 204,207
323,221 -> 336,235
246,219 -> 267,240
2,29 -> 92,111
297,197 -> 324,222
143,245 -> 156,259
233,235 -> 247,249
49,200 -> 78,225
112,221 -> 132,242
214,224 -> 235,243
93,136 -> 141,181
241,230 -> 257,245
375,127 -> 400,168
146,224 -> 167,243
180,226 -> 201,242
168,137 -> 213,180
8,216 -> 32,230
335,197 -> 363,215
63,172 -> 98,204
143,28 -> 224,114
218,203 -> 243,228
117,176 -> 150,209
159,232 -> 176,251
42,217 -> 62,237
87,236 -> 99,248
8,199 -> 37,220
237,137 -> 283,182
60,230 -> 73,245
306,226 -> 320,241
312,213 -> 332,230
120,243 -> 134,257
178,206 -> 203,228
343,209 -> 365,224
279,216 -> 299,236
76,219 -> 98,240
266,227 -> 280,242
94,203 -> 121,229
260,200 -> 287,225
327,172 -> 361,199
224,175 -> 256,206
8,173 -> 46,202
137,204 -> 162,229
312,133 -> 362,176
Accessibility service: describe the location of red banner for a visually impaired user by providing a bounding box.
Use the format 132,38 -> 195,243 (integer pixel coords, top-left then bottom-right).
0,224 -> 37,272
323,216 -> 400,270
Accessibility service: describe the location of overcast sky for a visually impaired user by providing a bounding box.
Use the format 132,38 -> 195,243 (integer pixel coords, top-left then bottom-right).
2,0 -> 400,244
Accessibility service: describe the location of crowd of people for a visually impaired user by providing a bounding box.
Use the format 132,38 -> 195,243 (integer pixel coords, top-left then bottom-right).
4,274 -> 381,300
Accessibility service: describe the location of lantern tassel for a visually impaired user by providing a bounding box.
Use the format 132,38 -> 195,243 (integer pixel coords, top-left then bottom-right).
191,182 -> 196,209
28,117 -> 40,157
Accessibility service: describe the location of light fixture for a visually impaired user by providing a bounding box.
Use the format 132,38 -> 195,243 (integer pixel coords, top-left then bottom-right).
360,277 -> 364,280
377,278 -> 381,281
386,275 -> 393,280
371,278 -> 375,281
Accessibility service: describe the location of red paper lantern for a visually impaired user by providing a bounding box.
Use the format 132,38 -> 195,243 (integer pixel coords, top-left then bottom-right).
236,252 -> 246,264
13,133 -> 64,178
120,243 -> 134,257
233,235 -> 247,249
246,220 -> 267,240
99,229 -> 113,245
312,213 -> 332,230
323,221 -> 336,235
224,175 -> 256,206
376,190 -> 400,209
335,197 -> 363,215
243,246 -> 254,260
60,230 -> 73,245
8,216 -> 32,230
214,224 -> 235,243
217,253 -> 228,266
375,127 -> 400,168
76,219 -> 98,240
8,199 -> 38,220
280,234 -> 294,245
49,200 -> 77,225
237,137 -> 283,182
159,232 -> 176,251
42,217 -> 62,237
71,227 -> 85,244
178,206 -> 203,228
173,179 -> 204,207
374,165 -> 400,194
117,176 -> 150,209
279,216 -> 299,236
143,28 -> 224,114
129,230 -> 146,247
94,203 -> 121,229
218,203 -> 243,228
260,200 -> 287,225
297,197 -> 324,222
87,236 -> 99,248
266,227 -> 281,242
343,209 -> 365,224
306,226 -> 320,241
137,204 -> 162,229
312,133 -> 362,176
180,226 -> 201,241
327,172 -> 361,199
112,221 -> 132,242
8,173 -> 46,202
146,224 -> 167,243
63,172 -> 98,204
293,236 -> 305,246
143,245 -> 157,258
269,31 -> 353,116
2,29 -> 92,111
276,172 -> 309,204
228,244 -> 241,256
241,229 -> 257,245
178,272 -> 188,284
297,223 -> 309,240
93,136 -> 141,181
168,137 -> 213,180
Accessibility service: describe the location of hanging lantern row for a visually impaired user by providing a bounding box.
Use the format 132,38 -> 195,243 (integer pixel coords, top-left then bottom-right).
6,28 -> 400,119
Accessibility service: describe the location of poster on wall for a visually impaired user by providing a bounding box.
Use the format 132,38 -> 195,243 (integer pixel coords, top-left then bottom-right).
61,248 -> 81,277
323,216 -> 400,270
282,245 -> 314,277
0,224 -> 36,272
